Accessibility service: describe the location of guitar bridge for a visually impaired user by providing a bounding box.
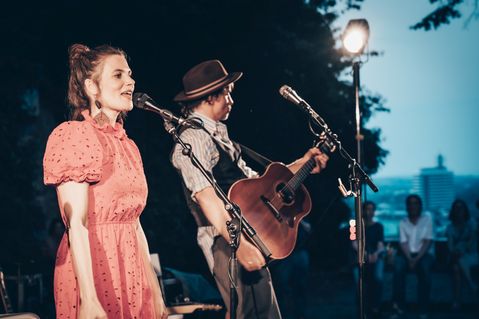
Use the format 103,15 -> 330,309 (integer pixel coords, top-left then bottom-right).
260,195 -> 283,222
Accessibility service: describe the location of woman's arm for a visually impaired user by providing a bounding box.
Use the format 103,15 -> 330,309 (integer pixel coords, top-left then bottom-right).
446,226 -> 454,252
467,224 -> 477,253
57,181 -> 106,319
136,221 -> 168,319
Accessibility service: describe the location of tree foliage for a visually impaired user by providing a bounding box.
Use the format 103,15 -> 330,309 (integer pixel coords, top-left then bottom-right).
0,0 -> 389,270
411,0 -> 479,30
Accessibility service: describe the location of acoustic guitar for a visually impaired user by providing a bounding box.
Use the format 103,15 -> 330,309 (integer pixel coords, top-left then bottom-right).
228,136 -> 335,260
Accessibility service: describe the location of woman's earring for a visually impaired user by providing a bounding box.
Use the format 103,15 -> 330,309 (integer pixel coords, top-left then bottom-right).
93,100 -> 109,125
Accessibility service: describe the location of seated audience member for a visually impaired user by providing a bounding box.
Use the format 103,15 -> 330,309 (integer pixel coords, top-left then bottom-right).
352,201 -> 385,317
392,195 -> 434,319
446,199 -> 478,309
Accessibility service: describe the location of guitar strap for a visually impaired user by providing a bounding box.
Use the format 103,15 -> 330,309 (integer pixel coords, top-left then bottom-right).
237,143 -> 272,169
197,125 -> 273,169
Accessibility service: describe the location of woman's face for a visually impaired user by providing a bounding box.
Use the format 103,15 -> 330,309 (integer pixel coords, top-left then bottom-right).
94,54 -> 135,113
453,202 -> 467,222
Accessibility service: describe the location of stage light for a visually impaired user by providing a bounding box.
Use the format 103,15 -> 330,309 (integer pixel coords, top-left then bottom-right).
342,19 -> 370,55
342,19 -> 371,319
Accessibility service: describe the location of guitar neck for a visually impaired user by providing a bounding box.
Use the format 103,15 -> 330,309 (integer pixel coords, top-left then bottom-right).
285,137 -> 335,193
285,157 -> 316,192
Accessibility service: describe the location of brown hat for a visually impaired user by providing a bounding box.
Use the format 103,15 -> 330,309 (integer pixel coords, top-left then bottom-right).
174,60 -> 242,102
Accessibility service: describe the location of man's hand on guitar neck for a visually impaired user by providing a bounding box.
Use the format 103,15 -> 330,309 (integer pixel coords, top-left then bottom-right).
287,147 -> 329,174
237,239 -> 266,271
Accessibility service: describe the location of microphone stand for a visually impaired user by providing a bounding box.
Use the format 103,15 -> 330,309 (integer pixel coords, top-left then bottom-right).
294,99 -> 378,319
161,119 -> 272,319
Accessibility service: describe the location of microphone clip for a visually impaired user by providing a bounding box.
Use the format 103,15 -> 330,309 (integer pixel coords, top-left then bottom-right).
338,178 -> 357,198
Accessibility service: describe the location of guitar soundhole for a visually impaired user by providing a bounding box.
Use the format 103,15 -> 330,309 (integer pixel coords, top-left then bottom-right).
276,183 -> 294,204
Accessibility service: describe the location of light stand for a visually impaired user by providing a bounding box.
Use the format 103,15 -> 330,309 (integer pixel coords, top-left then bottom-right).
290,91 -> 378,319
353,61 -> 363,167
342,18 -> 370,319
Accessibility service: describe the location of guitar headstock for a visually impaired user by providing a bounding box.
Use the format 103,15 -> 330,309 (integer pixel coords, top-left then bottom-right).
314,132 -> 337,157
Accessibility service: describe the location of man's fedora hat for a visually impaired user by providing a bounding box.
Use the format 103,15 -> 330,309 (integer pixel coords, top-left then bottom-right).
174,60 -> 242,102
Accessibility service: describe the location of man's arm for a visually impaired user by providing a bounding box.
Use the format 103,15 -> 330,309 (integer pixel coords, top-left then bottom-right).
371,224 -> 386,262
413,239 -> 432,262
399,221 -> 412,261
400,242 -> 412,262
413,216 -> 433,262
172,129 -> 265,271
195,187 -> 266,271
287,148 -> 329,174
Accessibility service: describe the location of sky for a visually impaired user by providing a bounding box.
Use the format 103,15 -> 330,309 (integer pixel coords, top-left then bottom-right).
334,0 -> 479,177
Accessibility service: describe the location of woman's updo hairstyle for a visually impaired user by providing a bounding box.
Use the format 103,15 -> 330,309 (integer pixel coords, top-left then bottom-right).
67,43 -> 127,120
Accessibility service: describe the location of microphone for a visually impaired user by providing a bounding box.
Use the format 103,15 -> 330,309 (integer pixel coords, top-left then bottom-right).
279,85 -> 305,106
133,92 -> 188,125
279,85 -> 327,127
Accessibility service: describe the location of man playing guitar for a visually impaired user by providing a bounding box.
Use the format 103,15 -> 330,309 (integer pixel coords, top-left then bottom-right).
171,60 -> 328,319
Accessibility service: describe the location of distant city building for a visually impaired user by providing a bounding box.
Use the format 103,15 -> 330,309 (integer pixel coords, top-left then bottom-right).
412,154 -> 455,212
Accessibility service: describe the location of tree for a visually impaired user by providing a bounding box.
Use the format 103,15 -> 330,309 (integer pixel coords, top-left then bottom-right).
411,0 -> 479,30
118,0 -> 389,268
1,0 -> 389,271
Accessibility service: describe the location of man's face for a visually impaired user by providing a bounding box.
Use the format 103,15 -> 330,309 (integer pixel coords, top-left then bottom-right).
364,203 -> 375,220
211,84 -> 234,121
406,197 -> 421,219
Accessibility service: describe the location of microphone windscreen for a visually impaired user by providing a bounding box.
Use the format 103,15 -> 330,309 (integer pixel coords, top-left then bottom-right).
279,85 -> 291,97
133,92 -> 149,109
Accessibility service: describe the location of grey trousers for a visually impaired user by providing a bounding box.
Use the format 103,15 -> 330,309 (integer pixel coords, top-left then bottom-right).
211,236 -> 282,319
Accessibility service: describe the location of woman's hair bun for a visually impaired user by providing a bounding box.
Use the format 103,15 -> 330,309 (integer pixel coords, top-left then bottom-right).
68,44 -> 90,66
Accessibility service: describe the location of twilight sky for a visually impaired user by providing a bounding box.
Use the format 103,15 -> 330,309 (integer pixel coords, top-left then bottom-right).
334,0 -> 479,177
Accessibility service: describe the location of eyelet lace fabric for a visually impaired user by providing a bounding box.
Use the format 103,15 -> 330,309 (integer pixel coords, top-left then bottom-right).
43,110 -> 155,318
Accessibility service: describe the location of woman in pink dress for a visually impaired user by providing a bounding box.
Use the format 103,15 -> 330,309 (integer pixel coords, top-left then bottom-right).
43,44 -> 167,319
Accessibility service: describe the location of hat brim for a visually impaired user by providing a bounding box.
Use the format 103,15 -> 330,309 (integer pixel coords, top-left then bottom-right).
174,72 -> 243,102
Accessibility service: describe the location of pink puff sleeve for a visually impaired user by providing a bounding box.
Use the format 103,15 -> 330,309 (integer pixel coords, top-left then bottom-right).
43,121 -> 103,185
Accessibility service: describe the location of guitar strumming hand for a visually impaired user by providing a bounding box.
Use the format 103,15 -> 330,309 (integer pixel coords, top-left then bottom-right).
237,238 -> 267,271
194,186 -> 267,272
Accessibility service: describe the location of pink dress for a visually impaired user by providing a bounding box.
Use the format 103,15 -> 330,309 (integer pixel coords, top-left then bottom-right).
43,110 -> 155,318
